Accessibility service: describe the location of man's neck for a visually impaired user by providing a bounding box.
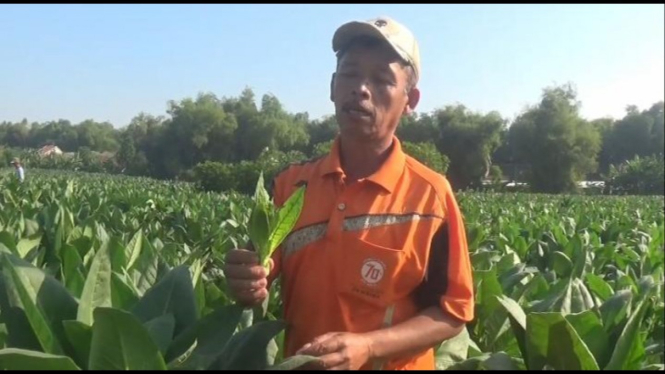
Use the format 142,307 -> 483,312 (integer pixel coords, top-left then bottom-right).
338,135 -> 394,182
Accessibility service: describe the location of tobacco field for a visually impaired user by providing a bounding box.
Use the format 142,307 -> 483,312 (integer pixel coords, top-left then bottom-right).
0,170 -> 662,370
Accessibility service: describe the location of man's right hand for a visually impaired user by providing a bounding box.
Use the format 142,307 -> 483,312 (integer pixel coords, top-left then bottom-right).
222,248 -> 272,307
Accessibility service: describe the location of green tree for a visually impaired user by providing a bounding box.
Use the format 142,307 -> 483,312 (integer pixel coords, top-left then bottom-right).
159,92 -> 238,178
605,153 -> 664,195
434,105 -> 505,190
306,115 -> 339,156
509,83 -> 601,193
589,117 -> 616,176
396,113 -> 439,144
402,141 -> 449,175
76,119 -> 119,152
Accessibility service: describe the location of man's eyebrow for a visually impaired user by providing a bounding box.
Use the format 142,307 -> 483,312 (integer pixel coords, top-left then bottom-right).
373,65 -> 396,77
339,61 -> 358,68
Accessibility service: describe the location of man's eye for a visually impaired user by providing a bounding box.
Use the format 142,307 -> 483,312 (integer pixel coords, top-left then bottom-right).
375,76 -> 394,85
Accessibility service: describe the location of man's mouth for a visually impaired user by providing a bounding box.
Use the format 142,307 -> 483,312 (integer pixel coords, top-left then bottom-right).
343,104 -> 373,117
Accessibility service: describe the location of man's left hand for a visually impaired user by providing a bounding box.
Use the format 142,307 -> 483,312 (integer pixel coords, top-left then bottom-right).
295,332 -> 373,370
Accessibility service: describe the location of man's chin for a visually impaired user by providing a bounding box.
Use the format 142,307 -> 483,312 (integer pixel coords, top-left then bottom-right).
338,127 -> 380,143
338,117 -> 375,131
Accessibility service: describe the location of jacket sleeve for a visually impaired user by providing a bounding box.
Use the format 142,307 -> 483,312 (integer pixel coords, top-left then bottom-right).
413,187 -> 475,323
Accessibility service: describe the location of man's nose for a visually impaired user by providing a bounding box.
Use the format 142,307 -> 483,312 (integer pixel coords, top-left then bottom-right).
352,82 -> 371,100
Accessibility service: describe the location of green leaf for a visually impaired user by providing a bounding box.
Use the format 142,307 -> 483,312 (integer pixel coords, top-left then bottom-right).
0,253 -> 77,355
585,273 -> 614,301
495,295 -> 527,361
214,320 -> 287,370
0,232 -> 17,254
193,270 -> 205,319
526,312 -> 599,370
600,289 -> 632,333
62,320 -> 92,370
125,230 -> 143,270
515,273 -> 549,303
445,352 -> 523,370
474,267 -> 507,344
168,305 -> 245,370
108,236 -> 127,274
265,185 -> 306,260
88,307 -> 167,370
23,219 -> 40,238
552,251 -> 572,278
253,172 -> 271,207
248,204 -> 270,259
17,233 -> 42,259
636,275 -> 657,304
265,335 -> 279,367
111,272 -> 139,310
166,305 -> 243,367
604,299 -> 650,370
481,352 -> 524,370
77,241 -> 112,326
435,327 -> 470,370
0,348 -> 80,370
476,268 -> 505,318
471,250 -> 500,271
70,236 -> 93,263
531,278 -> 572,314
0,324 -> 7,349
466,337 -> 483,358
61,244 -> 85,298
131,266 -> 197,338
570,277 -> 594,312
570,238 -> 587,279
130,241 -> 160,295
565,310 -> 611,368
268,355 -> 320,370
0,272 -> 41,351
501,265 -> 537,296
144,314 -> 175,356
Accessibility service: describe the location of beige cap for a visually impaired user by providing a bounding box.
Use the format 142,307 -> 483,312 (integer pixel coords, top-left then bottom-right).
332,16 -> 421,84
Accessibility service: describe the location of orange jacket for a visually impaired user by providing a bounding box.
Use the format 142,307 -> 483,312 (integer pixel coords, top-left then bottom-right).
268,136 -> 474,370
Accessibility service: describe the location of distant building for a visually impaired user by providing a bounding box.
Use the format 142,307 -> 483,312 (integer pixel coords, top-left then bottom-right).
37,145 -> 63,157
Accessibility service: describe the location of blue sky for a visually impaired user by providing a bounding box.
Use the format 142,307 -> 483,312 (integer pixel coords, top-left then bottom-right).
1,4 -> 663,128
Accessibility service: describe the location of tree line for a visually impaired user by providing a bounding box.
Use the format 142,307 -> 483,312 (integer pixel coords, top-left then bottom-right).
0,83 -> 663,194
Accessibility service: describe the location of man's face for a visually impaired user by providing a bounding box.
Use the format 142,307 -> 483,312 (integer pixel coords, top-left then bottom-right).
331,39 -> 419,143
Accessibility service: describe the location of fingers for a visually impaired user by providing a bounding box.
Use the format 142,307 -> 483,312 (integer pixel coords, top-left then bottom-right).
224,248 -> 259,265
306,352 -> 344,370
223,263 -> 267,280
226,276 -> 268,291
297,332 -> 341,356
235,288 -> 269,306
226,278 -> 268,306
222,248 -> 271,306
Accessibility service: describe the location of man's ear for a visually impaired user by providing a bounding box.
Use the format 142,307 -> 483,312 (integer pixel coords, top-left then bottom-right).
403,87 -> 421,115
329,72 -> 336,102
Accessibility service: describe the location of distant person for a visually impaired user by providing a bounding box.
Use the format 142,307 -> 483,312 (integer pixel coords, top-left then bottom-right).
10,158 -> 24,183
222,16 -> 474,370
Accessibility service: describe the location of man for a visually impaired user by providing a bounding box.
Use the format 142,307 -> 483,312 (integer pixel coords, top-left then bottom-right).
11,158 -> 24,183
223,16 -> 474,370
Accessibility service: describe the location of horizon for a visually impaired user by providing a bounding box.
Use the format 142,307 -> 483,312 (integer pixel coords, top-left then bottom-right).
1,4 -> 663,128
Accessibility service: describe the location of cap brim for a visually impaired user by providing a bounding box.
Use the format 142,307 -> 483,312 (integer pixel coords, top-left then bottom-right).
332,21 -> 410,64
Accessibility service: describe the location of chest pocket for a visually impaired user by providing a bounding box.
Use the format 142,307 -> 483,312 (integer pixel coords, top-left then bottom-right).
334,232 -> 424,309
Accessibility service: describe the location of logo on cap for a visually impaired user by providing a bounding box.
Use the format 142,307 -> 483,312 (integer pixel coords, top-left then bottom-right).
374,19 -> 387,28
